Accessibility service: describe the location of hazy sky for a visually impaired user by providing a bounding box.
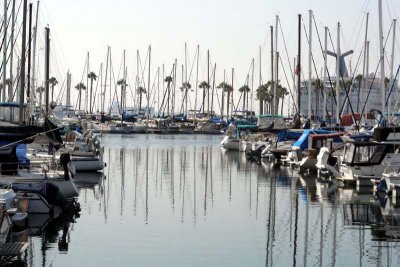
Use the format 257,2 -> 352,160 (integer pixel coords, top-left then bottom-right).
35,0 -> 400,112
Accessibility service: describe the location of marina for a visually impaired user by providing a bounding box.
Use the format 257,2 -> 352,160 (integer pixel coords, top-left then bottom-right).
0,0 -> 400,266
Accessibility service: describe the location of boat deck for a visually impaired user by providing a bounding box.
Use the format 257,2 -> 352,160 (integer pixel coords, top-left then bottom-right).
0,242 -> 28,261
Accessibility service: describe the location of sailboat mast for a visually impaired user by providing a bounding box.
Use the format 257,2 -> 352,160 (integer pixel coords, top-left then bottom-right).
66,71 -> 71,108
102,47 -> 109,114
121,50 -> 126,118
388,19 -> 396,121
9,0 -> 16,102
297,14 -> 301,114
147,45 -> 151,116
20,0 -> 28,125
293,57 -> 296,115
270,25 -> 274,114
195,45 -> 199,118
3,0 -> 7,102
361,13 -> 369,123
173,58 -> 177,115
250,58 -> 254,112
30,0 -> 39,103
378,0 -> 385,116
323,27 -> 328,121
335,23 -> 341,124
231,67 -> 234,117
308,10 -> 312,120
86,52 -> 89,112
27,3 -> 33,99
184,42 -> 188,115
207,49 -> 210,115
274,15 -> 279,115
259,46 -> 262,114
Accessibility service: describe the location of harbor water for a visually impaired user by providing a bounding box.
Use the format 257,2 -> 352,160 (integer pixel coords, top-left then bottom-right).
23,134 -> 400,266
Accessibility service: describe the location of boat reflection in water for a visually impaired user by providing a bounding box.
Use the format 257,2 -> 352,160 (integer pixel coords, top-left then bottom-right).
14,134 -> 400,266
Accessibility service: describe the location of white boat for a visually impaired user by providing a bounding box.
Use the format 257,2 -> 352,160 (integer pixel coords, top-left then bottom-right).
317,127 -> 400,184
221,135 -> 241,150
70,151 -> 105,172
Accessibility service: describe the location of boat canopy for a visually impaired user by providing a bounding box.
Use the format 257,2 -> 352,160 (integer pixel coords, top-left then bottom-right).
292,129 -> 334,151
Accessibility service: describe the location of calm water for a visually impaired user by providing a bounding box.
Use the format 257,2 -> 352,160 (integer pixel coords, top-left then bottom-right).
15,134 -> 400,266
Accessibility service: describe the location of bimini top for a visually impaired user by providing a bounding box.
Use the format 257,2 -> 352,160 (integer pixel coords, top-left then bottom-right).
0,102 -> 27,107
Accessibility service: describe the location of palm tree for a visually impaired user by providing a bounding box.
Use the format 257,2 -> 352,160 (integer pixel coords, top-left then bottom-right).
276,85 -> 288,115
217,82 -> 233,117
239,85 -> 251,111
49,77 -> 58,102
75,82 -> 87,110
88,72 -> 97,113
136,86 -> 146,113
311,79 -> 324,117
180,82 -> 191,114
256,83 -> 273,114
36,86 -> 45,108
117,79 -> 128,114
199,81 -> 210,113
163,76 -> 173,116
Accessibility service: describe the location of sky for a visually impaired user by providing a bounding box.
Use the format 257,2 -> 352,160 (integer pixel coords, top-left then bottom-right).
30,0 -> 400,113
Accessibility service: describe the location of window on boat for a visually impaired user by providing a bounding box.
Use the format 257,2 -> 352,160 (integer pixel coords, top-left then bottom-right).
343,143 -> 354,163
353,146 -> 375,164
352,145 -> 387,164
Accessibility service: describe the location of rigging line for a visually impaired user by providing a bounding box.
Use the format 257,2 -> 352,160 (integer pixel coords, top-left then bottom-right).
302,18 -> 325,118
313,20 -> 338,106
0,0 -> 23,76
360,58 -> 381,117
78,55 -> 88,85
279,54 -> 297,113
349,13 -> 366,64
55,74 -> 67,103
0,0 -> 16,52
385,65 -> 400,109
278,17 -> 294,83
187,46 -> 198,83
0,125 -> 66,150
92,64 -> 103,111
0,0 -> 12,36
138,49 -> 149,90
302,18 -> 326,103
325,30 -> 362,126
385,0 -> 394,21
147,67 -> 160,107
126,71 -> 135,108
339,41 -> 365,120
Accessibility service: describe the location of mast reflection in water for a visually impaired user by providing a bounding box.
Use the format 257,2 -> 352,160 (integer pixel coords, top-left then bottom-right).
19,134 -> 400,266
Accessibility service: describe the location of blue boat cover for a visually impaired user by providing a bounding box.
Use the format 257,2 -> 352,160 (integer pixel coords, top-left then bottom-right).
0,142 -> 29,167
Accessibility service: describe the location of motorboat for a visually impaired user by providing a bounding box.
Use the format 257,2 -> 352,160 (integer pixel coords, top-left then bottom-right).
316,127 -> 400,184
